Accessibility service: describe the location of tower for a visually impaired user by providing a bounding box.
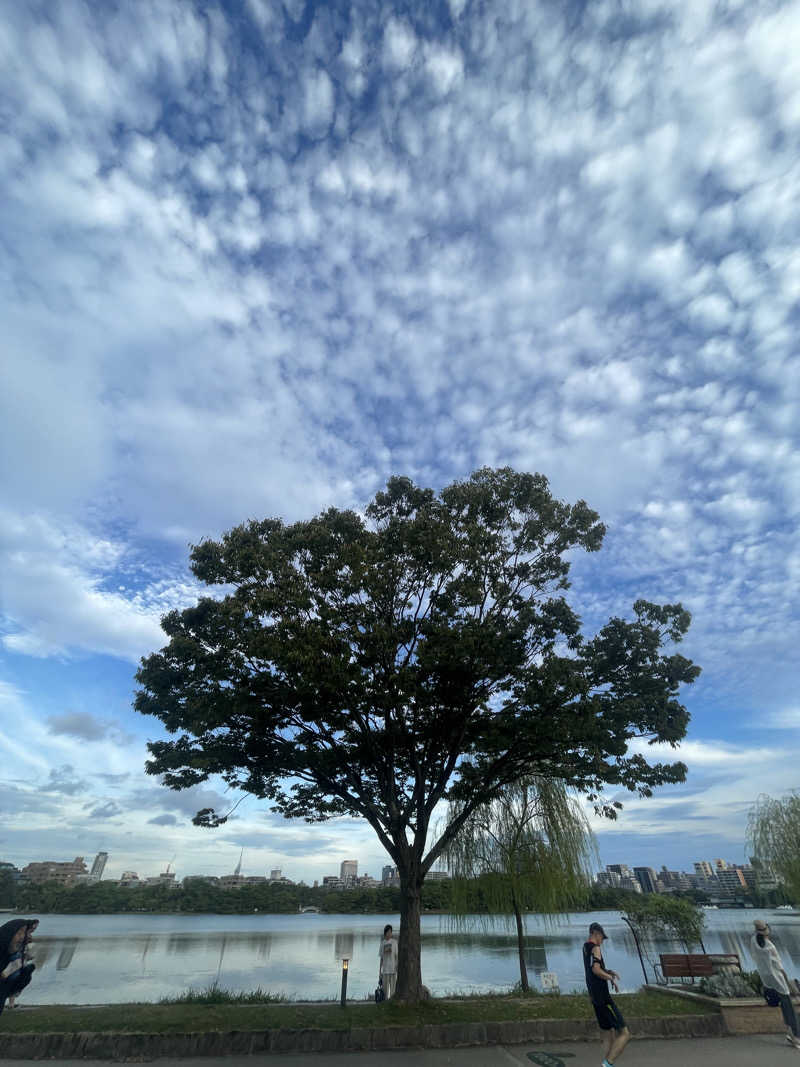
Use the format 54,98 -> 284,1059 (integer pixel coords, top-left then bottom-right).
90,852 -> 108,881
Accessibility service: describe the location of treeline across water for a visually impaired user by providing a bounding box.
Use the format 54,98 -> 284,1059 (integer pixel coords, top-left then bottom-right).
6,874 -> 782,916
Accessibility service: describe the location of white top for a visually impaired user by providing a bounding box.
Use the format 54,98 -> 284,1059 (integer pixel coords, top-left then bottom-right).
750,934 -> 790,995
379,936 -> 398,975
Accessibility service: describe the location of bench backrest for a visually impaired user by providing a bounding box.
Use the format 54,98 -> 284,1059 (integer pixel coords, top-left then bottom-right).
659,953 -> 714,977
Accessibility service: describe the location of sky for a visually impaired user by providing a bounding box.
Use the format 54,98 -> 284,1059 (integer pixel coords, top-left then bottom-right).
1,0 -> 799,885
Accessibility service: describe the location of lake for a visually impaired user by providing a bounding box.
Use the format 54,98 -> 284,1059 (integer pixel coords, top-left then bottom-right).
15,909 -> 800,1004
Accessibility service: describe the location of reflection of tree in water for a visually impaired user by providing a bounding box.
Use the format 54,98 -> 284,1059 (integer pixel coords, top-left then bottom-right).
773,925 -> 800,969
163,933 -> 273,959
26,939 -> 53,969
56,939 -> 79,970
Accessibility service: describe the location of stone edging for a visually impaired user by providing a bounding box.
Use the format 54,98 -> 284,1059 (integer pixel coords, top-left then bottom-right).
0,1014 -> 724,1059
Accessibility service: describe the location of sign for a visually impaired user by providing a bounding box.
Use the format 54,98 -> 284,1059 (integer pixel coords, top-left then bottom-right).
540,971 -> 560,992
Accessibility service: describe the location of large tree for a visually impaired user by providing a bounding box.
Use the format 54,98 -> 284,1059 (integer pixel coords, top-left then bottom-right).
135,467 -> 699,1001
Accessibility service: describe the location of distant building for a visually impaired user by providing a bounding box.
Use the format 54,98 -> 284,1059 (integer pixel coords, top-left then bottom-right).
426,870 -> 450,882
323,876 -> 344,889
382,865 -> 400,886
750,858 -> 781,893
118,871 -> 140,888
89,852 -> 108,881
0,862 -> 20,882
270,869 -> 282,881
716,867 -> 747,896
21,857 -> 88,885
144,871 -> 178,889
340,860 -> 358,885
595,871 -> 622,889
606,864 -> 635,879
633,867 -> 659,894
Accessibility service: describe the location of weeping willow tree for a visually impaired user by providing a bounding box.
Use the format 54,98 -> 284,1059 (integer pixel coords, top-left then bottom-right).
748,792 -> 800,903
442,777 -> 597,991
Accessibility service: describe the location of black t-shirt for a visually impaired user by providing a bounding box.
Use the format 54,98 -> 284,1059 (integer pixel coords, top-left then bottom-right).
583,940 -> 610,1004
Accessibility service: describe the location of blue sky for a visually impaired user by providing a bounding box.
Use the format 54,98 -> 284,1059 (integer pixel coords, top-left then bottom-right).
1,0 -> 799,884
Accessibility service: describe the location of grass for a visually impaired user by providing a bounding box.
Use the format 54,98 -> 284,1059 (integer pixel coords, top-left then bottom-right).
159,984 -> 288,1005
0,991 -> 717,1035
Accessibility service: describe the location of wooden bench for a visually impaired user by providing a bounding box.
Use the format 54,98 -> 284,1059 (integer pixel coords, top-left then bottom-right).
658,953 -> 741,983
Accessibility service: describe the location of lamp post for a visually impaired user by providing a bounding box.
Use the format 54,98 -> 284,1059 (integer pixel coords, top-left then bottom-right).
340,957 -> 349,1007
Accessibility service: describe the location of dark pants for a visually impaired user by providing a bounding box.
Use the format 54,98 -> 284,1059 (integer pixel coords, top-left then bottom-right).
780,993 -> 799,1037
0,963 -> 35,1014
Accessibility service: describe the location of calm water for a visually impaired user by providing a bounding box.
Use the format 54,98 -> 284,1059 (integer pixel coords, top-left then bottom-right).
14,909 -> 800,1004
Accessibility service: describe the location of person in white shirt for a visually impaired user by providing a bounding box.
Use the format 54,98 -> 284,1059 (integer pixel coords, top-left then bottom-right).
751,918 -> 800,1049
378,923 -> 398,999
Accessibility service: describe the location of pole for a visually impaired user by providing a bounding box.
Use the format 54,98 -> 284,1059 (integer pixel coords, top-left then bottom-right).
340,958 -> 349,1006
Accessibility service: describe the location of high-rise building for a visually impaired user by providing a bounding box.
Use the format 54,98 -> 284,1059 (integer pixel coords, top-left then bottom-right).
633,867 -> 659,894
606,864 -> 635,879
716,867 -> 747,895
90,852 -> 108,881
340,860 -> 358,885
270,869 -> 282,881
694,861 -> 714,881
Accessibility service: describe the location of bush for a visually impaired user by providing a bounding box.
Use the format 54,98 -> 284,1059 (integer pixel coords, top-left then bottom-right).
696,972 -> 760,999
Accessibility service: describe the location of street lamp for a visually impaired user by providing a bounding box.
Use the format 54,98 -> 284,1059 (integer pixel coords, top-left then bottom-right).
340,957 -> 349,1007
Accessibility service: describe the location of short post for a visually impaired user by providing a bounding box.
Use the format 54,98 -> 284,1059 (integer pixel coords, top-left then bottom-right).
340,957 -> 349,1006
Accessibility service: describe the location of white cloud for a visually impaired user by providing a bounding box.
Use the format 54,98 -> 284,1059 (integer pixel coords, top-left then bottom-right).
1,0 -> 799,870
383,18 -> 416,69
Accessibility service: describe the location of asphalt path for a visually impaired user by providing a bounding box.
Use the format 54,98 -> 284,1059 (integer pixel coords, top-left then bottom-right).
1,1034 -> 795,1065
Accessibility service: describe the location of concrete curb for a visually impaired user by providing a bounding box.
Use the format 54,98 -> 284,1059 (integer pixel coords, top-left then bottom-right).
0,1014 -> 725,1059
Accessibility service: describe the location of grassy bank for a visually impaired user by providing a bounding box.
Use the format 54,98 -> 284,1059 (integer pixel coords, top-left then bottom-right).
0,992 -> 716,1035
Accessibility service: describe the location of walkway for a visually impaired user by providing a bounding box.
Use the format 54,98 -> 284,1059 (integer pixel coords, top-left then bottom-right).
0,1034 -> 793,1064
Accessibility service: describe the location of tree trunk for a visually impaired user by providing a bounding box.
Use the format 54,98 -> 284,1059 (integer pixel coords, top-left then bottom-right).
394,866 -> 424,1002
512,890 -> 529,992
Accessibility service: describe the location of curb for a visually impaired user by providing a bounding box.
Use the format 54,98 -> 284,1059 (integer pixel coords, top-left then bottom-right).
0,1014 -> 725,1059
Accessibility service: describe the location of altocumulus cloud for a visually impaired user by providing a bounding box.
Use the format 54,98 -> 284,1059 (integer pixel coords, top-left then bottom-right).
0,0 -> 798,876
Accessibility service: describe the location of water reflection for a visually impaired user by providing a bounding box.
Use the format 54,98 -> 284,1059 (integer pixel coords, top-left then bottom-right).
17,911 -> 800,1005
334,932 -> 354,960
56,941 -> 78,970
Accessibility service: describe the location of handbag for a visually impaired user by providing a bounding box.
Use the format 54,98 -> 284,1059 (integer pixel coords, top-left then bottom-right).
374,976 -> 385,1004
764,986 -> 781,1007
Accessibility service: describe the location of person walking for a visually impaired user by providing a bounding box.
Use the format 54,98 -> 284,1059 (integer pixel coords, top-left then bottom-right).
378,923 -> 398,999
583,921 -> 630,1067
751,918 -> 800,1049
0,920 -> 36,1015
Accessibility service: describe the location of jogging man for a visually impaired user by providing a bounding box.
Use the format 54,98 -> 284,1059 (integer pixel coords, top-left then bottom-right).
583,921 -> 630,1067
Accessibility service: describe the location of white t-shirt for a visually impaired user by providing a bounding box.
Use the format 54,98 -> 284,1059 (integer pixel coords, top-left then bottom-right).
750,934 -> 790,995
379,936 -> 398,975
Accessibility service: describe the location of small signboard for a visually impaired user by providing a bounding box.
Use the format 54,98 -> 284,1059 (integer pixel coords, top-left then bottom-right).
540,971 -> 560,992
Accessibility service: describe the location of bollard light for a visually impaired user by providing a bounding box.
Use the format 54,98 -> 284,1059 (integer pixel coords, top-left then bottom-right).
340,957 -> 349,1007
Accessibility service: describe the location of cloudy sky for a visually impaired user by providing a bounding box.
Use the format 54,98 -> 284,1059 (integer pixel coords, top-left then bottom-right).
1,0 -> 799,885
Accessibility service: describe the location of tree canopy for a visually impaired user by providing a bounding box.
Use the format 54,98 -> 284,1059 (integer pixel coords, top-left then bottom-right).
135,466 -> 700,999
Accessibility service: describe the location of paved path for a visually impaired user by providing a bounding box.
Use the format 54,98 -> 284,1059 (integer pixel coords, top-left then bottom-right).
1,1035 -> 795,1065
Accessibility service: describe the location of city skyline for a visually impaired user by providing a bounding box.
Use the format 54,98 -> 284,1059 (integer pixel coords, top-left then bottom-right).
2,0 -> 799,878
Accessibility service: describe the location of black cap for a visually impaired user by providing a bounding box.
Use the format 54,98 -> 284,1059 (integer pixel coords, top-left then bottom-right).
589,922 -> 607,939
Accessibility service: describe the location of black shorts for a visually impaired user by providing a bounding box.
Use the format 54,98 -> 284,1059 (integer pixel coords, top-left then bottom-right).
592,996 -> 626,1031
